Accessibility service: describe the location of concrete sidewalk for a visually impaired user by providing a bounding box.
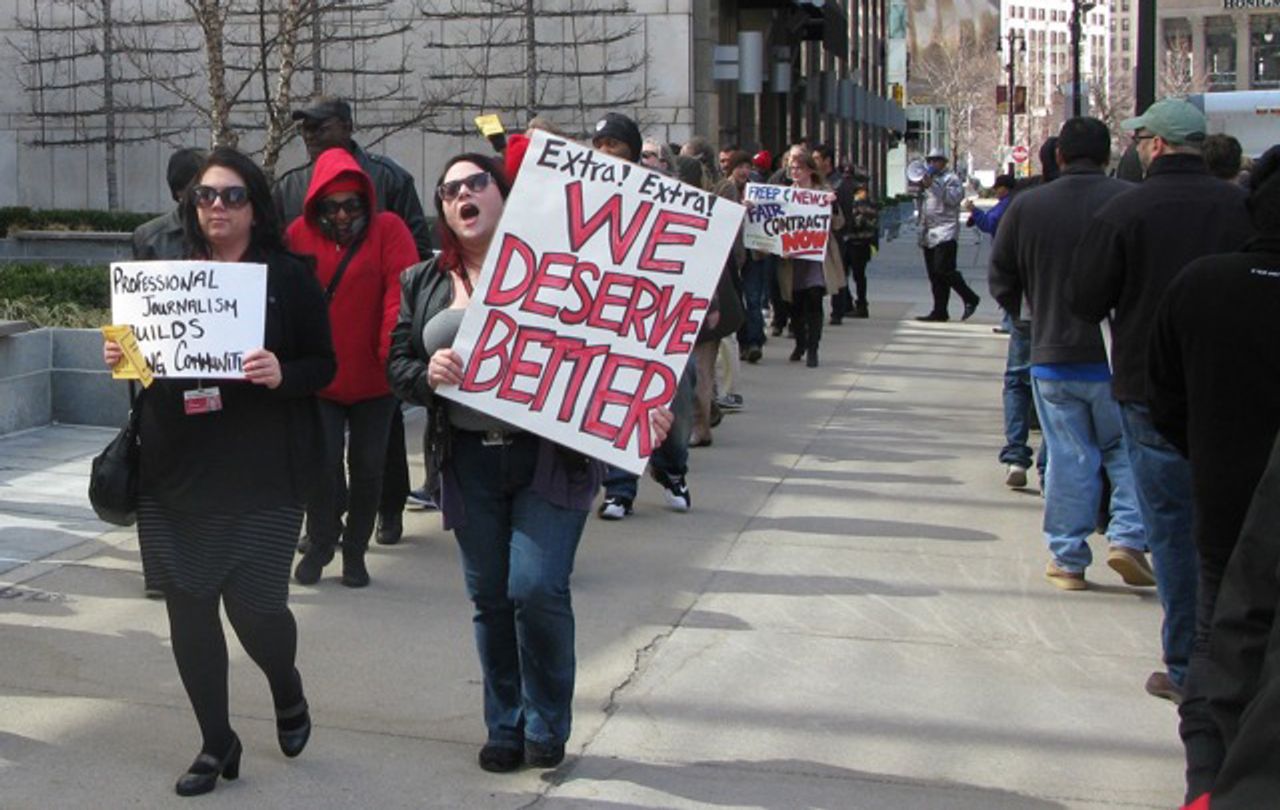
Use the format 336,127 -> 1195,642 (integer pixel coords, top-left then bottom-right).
0,234 -> 1183,809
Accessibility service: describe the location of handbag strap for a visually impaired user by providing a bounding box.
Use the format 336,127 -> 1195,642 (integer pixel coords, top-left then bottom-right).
323,230 -> 368,302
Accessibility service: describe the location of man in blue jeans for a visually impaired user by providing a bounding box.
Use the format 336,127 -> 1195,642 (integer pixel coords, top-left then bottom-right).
1071,99 -> 1255,701
990,116 -> 1151,592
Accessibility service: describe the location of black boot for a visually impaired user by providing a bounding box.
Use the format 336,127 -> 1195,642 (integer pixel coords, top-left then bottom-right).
341,547 -> 370,588
806,347 -> 819,368
375,511 -> 403,546
293,543 -> 334,585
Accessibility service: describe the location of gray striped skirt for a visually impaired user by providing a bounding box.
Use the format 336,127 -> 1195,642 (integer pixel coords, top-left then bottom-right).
137,497 -> 303,613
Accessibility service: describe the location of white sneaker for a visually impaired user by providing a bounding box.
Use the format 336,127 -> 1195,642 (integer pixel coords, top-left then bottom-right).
1005,464 -> 1028,488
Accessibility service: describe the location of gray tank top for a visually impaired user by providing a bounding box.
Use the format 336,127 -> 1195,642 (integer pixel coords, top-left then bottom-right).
421,308 -> 521,433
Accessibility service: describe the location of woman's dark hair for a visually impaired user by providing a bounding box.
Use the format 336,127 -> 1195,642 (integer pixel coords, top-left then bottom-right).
433,152 -> 511,275
180,146 -> 283,259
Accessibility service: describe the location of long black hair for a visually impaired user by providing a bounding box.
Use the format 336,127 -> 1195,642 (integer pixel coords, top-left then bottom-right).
181,146 -> 284,259
432,152 -> 511,274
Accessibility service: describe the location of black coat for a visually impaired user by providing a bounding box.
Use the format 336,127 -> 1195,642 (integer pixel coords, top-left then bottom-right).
1068,154 -> 1255,404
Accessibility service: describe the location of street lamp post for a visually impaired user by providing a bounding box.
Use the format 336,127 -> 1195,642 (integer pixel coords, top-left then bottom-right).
1000,30 -> 1025,175
1071,0 -> 1098,118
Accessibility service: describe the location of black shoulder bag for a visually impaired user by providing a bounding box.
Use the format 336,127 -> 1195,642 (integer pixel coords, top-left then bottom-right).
89,382 -> 142,526
322,230 -> 368,303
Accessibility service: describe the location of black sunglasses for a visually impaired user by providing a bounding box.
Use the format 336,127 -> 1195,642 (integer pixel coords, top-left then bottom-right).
192,185 -> 250,210
437,171 -> 492,202
317,197 -> 366,217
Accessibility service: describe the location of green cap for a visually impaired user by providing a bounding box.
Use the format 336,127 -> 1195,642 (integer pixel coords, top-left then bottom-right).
1121,98 -> 1206,145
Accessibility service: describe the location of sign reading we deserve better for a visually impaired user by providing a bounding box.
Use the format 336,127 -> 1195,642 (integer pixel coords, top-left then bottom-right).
742,183 -> 832,259
439,129 -> 745,474
109,261 -> 267,379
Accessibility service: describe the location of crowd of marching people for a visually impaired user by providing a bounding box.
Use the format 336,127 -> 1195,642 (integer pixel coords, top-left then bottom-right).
107,91 -> 1280,808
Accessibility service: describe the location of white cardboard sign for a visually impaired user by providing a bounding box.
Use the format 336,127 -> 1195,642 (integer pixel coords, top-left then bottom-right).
438,129 -> 745,474
742,182 -> 832,259
109,261 -> 267,379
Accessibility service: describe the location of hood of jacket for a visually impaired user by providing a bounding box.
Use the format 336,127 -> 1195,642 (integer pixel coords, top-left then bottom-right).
302,147 -> 378,224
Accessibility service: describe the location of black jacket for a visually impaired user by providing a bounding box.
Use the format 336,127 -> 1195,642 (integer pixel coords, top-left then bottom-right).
1187,433 -> 1280,808
131,209 -> 185,261
386,256 -> 452,408
1148,235 -> 1280,571
989,164 -> 1131,366
139,249 -> 335,513
273,141 -> 433,261
1068,154 -> 1255,404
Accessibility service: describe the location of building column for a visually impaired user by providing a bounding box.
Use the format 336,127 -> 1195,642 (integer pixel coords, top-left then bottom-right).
1237,12 -> 1252,90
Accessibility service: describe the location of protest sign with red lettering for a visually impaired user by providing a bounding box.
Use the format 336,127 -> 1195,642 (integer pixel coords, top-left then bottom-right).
437,129 -> 745,475
741,182 -> 833,259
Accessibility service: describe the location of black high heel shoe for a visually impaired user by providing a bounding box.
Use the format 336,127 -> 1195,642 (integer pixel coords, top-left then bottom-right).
276,697 -> 311,758
175,734 -> 241,797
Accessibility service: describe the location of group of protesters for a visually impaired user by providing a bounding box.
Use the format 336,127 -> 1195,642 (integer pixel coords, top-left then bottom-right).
113,96 -> 873,795
971,98 -> 1280,810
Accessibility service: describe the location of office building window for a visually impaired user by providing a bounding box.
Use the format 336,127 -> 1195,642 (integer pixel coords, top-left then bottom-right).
1205,16 -> 1238,90
1251,14 -> 1280,89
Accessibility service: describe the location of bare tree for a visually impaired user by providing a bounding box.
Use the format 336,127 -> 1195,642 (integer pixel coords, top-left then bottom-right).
419,0 -> 650,138
10,0 -> 192,209
1159,39 -> 1203,98
913,30 -> 1001,170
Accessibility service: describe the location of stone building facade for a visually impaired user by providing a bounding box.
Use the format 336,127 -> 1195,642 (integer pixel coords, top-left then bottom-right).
1159,0 -> 1280,92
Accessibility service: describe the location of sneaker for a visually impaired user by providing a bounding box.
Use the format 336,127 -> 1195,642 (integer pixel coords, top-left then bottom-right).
853,302 -> 869,318
1004,464 -> 1028,489
1107,545 -> 1156,587
1144,671 -> 1184,704
709,401 -> 723,428
651,470 -> 691,512
525,740 -> 565,769
598,495 -> 632,520
745,346 -> 762,364
1044,561 -> 1087,591
406,487 -> 438,511
715,393 -> 744,411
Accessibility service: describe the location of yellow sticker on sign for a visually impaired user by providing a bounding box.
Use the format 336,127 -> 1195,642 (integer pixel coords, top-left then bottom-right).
101,325 -> 155,388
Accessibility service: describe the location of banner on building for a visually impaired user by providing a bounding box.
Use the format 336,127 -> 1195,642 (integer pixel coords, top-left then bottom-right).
439,129 -> 745,474
741,183 -> 832,259
109,261 -> 267,379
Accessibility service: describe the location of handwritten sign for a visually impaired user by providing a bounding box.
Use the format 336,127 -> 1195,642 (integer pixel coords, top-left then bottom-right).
109,261 -> 267,379
439,129 -> 745,474
742,183 -> 832,259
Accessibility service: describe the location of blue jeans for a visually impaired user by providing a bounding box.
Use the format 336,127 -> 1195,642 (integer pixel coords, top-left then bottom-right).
1120,402 -> 1198,685
603,360 -> 694,500
1032,378 -> 1145,572
738,256 -> 768,350
451,432 -> 589,748
1000,318 -> 1034,469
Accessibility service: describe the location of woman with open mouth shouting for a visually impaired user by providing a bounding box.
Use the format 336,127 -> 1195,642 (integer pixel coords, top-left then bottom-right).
388,152 -> 673,773
287,147 -> 418,588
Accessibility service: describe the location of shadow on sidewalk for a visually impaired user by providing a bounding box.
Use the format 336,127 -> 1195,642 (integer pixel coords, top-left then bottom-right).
748,515 -> 998,544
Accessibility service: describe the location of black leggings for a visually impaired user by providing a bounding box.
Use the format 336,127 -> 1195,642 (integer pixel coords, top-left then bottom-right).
165,590 -> 302,755
791,286 -> 825,351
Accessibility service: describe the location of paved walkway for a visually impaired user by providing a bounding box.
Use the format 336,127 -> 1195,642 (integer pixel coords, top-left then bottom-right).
0,233 -> 1183,808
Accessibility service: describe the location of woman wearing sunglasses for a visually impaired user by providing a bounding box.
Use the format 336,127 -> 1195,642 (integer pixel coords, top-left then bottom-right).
102,147 -> 336,795
388,153 -> 671,773
286,147 -> 418,588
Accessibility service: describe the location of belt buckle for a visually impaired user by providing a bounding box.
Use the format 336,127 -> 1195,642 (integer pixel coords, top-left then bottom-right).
480,428 -> 509,447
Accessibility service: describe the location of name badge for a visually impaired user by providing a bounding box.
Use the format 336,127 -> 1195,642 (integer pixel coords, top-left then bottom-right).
183,387 -> 223,415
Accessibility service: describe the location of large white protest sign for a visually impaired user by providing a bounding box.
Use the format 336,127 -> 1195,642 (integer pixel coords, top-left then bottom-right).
742,182 -> 833,259
438,129 -> 745,475
109,261 -> 267,379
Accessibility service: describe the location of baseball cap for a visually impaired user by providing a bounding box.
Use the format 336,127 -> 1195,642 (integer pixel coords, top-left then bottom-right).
591,113 -> 642,161
926,147 -> 948,161
1121,98 -> 1206,145
292,97 -> 353,124
752,149 -> 773,172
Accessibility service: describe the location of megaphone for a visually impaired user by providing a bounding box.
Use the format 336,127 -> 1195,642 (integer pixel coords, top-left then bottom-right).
906,160 -> 928,184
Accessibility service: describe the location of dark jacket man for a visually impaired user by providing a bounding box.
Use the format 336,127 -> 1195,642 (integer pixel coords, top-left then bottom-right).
1069,157 -> 1253,404
273,98 -> 432,260
990,165 -> 1131,366
131,147 -> 205,260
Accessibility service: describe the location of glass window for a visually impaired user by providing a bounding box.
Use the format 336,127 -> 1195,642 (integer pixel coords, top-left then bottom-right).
1205,16 -> 1238,90
1251,14 -> 1280,89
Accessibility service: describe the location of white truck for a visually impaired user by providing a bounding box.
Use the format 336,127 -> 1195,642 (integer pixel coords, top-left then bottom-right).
1187,90 -> 1280,157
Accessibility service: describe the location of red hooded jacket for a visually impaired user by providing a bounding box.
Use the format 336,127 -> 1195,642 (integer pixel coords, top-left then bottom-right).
285,148 -> 418,405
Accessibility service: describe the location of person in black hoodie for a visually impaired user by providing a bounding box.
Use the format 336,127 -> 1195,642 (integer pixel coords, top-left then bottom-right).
1147,144 -> 1280,806
1069,98 -> 1256,703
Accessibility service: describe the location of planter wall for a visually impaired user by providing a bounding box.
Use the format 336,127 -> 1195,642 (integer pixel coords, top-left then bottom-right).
0,327 -> 129,435
0,230 -> 133,266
